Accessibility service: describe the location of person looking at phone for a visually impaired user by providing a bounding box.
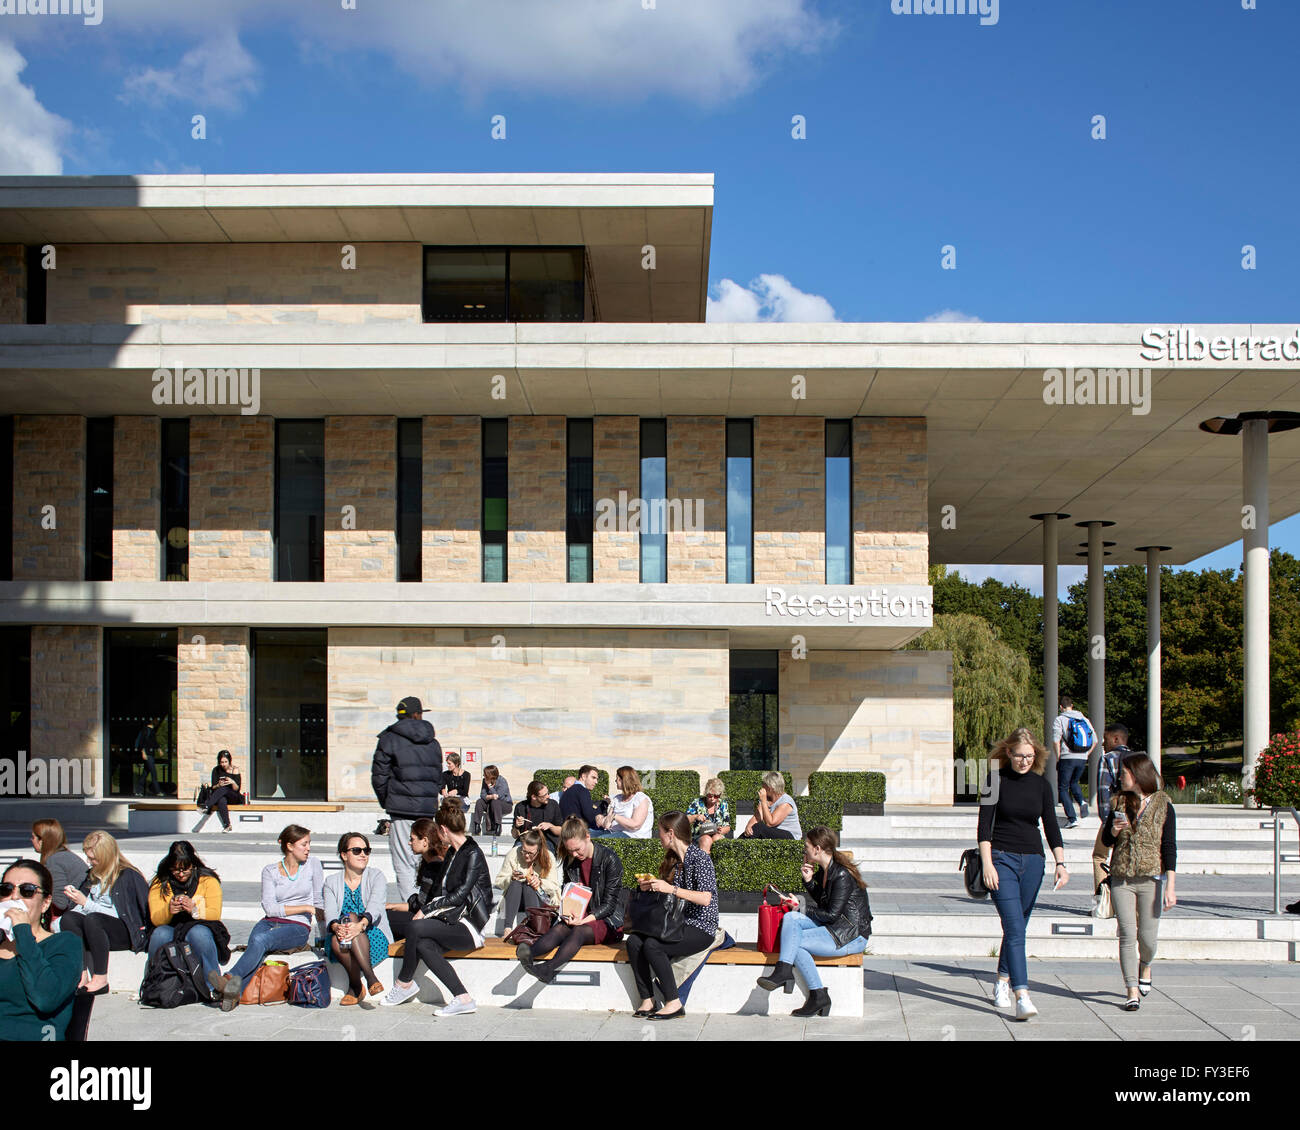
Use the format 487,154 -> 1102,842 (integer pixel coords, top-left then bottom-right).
59,830 -> 150,996
494,829 -> 561,936
685,778 -> 731,855
1094,753 -> 1176,1010
197,750 -> 244,833
512,780 -> 564,854
146,840 -> 230,996
977,729 -> 1065,1021
740,772 -> 801,840
323,832 -> 390,1005
0,859 -> 82,1041
517,817 -> 624,983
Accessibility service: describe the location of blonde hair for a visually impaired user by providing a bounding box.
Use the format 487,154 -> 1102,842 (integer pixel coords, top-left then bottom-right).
703,778 -> 725,798
617,766 -> 641,796
761,771 -> 786,797
990,728 -> 1049,775
82,830 -> 140,891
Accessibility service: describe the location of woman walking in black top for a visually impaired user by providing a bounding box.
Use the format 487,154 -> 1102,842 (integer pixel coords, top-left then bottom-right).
978,728 -> 1066,1021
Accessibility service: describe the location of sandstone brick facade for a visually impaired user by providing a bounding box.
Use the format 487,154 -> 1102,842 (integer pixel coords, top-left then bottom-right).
779,649 -> 953,803
593,416 -> 639,582
508,415 -> 566,582
176,627 -> 250,804
667,416 -> 725,582
854,417 -> 928,584
188,416 -> 274,581
754,415 -> 825,584
30,626 -> 102,792
12,416 -> 84,581
113,416 -> 161,581
325,415 -> 396,581
0,243 -> 22,324
423,416 -> 480,582
45,243 -> 422,325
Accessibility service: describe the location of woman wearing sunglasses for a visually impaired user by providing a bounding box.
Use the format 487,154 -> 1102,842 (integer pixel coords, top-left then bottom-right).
0,860 -> 82,1040
146,841 -> 230,995
322,832 -> 390,1004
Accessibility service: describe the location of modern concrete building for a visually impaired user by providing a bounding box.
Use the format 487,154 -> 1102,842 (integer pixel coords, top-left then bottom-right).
0,174 -> 1296,809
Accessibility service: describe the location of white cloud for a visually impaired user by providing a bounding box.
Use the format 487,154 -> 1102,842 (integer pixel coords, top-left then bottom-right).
0,40 -> 72,174
924,309 -> 983,323
121,31 -> 260,111
707,274 -> 838,323
950,564 -> 1087,599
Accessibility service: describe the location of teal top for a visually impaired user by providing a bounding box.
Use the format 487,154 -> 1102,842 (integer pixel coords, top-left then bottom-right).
0,924 -> 82,1041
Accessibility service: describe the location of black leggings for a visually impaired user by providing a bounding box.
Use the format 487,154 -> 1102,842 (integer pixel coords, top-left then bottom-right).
397,917 -> 474,997
528,920 -> 600,977
745,822 -> 794,840
626,925 -> 714,1003
206,785 -> 243,828
61,912 -> 132,976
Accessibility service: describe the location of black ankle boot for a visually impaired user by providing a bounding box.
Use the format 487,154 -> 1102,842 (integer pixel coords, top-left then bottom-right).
792,988 -> 831,1017
757,961 -> 795,993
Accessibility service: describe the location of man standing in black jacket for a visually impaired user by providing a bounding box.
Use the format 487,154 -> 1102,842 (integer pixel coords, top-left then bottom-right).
372,696 -> 443,900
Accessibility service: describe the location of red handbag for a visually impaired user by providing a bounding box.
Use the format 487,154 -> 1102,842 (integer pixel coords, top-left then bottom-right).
756,885 -> 797,953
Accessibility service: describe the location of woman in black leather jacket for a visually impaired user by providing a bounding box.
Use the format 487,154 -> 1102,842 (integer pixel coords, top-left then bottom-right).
518,816 -> 625,983
756,825 -> 871,1017
380,803 -> 491,1017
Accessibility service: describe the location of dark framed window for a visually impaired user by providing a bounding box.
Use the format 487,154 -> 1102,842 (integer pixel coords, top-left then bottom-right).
826,419 -> 852,585
397,418 -> 422,582
24,246 -> 46,325
162,419 -> 189,581
0,627 -> 30,795
275,420 -> 324,582
86,417 -> 113,581
726,419 -> 753,584
0,417 -> 12,581
422,247 -> 584,322
567,419 -> 593,583
639,419 -> 666,583
105,629 -> 177,799
252,629 -> 326,801
482,419 -> 508,582
730,651 -> 778,771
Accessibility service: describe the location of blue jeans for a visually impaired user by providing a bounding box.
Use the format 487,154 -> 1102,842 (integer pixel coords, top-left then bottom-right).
1057,759 -> 1085,821
594,826 -> 633,839
991,850 -> 1044,991
148,924 -> 220,983
226,919 -> 309,987
777,910 -> 868,992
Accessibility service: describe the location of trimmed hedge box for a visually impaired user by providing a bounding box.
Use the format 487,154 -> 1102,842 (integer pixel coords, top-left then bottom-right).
793,796 -> 842,834
639,769 -> 701,818
536,768 -> 610,803
598,836 -> 804,892
719,770 -> 794,803
808,771 -> 886,815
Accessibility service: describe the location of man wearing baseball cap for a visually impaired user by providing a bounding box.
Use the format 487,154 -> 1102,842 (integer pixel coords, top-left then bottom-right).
371,696 -> 443,900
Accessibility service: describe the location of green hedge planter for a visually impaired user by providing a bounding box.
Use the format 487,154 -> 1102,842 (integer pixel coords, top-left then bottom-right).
794,796 -> 842,834
639,769 -> 701,818
719,770 -> 794,803
597,836 -> 805,892
808,771 -> 886,815
535,768 -> 610,803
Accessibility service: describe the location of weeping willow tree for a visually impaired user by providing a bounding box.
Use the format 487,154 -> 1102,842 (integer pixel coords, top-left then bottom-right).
906,613 -> 1039,761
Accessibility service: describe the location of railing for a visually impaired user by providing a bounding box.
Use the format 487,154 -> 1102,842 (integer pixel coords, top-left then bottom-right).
1270,807 -> 1300,914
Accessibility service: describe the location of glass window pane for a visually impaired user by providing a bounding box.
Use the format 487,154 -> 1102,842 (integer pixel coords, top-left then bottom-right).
726,419 -> 752,584
567,544 -> 592,583
0,417 -> 12,582
826,420 -> 852,585
398,418 -> 422,582
162,419 -> 189,581
729,651 -> 778,771
640,419 -> 666,583
567,419 -> 593,581
86,418 -> 113,581
252,629 -> 327,801
0,627 -> 30,795
276,420 -> 324,582
482,419 -> 508,581
423,249 -> 507,321
105,629 -> 176,799
508,249 -> 584,321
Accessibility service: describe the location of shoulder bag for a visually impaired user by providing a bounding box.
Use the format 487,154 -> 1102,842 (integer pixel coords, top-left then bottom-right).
239,960 -> 289,1005
625,888 -> 686,944
960,800 -> 997,900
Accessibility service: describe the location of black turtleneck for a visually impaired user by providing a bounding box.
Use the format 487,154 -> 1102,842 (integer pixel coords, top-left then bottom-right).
977,766 -> 1063,855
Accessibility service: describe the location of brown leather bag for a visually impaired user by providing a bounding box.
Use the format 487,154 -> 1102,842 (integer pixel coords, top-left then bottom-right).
240,961 -> 289,1005
504,905 -> 558,947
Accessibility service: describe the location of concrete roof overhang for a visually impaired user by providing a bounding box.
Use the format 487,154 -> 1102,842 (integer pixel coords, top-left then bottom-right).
1,320 -> 1297,568
0,174 -> 714,323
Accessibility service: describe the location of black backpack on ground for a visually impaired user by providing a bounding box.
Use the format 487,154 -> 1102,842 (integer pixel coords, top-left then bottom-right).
139,940 -> 210,1008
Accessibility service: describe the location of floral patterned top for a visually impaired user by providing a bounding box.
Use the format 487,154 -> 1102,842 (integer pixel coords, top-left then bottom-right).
668,844 -> 719,935
686,797 -> 730,839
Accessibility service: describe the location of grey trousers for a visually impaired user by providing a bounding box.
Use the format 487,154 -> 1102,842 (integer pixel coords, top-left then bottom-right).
1112,876 -> 1162,987
388,817 -> 419,902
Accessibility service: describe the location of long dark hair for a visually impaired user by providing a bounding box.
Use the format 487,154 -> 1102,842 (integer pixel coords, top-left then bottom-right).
656,811 -> 693,881
805,826 -> 867,890
1120,752 -> 1162,823
153,840 -> 218,887
3,858 -> 54,931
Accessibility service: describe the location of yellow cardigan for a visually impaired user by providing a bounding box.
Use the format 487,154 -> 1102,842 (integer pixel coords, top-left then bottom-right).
148,874 -> 223,926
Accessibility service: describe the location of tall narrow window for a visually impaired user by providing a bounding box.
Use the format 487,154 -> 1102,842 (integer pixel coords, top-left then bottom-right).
0,627 -> 30,796
730,651 -> 778,771
567,419 -> 593,582
397,418 -> 422,582
252,629 -> 327,801
482,419 -> 508,582
826,419 -> 852,585
104,629 -> 176,798
0,417 -> 12,581
275,420 -> 324,582
86,417 -> 113,581
24,246 -> 46,325
162,419 -> 189,581
726,419 -> 753,583
639,419 -> 666,583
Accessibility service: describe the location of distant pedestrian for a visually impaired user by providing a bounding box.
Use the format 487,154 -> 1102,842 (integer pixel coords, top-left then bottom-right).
1097,724 -> 1133,823
1052,695 -> 1097,827
134,719 -> 162,797
371,696 -> 443,901
1093,752 -> 1176,1010
979,728 -> 1067,1021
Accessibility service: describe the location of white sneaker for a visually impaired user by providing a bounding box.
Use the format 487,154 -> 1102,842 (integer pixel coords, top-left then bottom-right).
435,997 -> 477,1017
993,979 -> 1013,1009
1015,995 -> 1038,1021
383,981 -> 420,1007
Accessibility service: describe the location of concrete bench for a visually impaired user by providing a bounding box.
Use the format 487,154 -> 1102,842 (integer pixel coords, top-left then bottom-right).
128,802 -> 346,834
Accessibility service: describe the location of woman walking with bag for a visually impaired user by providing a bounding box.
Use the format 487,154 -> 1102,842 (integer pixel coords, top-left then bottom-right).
323,832 -> 390,1005
625,811 -> 718,1021
978,728 -> 1066,1021
1095,752 -> 1176,1010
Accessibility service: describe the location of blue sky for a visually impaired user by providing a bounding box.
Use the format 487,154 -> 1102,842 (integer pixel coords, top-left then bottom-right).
1,0 -> 1295,596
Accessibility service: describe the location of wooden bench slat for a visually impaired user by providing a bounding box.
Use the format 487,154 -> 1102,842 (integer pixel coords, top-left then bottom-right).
129,803 -> 345,812
387,936 -> 860,967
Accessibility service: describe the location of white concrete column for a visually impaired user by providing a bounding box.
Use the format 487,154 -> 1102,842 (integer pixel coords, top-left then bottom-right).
1032,511 -> 1068,794
1079,520 -> 1114,806
1243,419 -> 1270,796
1136,545 -> 1169,775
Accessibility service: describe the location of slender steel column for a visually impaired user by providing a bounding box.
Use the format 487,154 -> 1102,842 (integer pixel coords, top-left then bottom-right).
1135,545 -> 1170,774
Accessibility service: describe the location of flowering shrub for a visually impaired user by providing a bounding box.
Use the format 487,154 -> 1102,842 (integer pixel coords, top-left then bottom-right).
1251,732 -> 1300,809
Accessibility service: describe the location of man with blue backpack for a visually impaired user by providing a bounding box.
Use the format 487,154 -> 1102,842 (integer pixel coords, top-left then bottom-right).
1052,695 -> 1097,829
